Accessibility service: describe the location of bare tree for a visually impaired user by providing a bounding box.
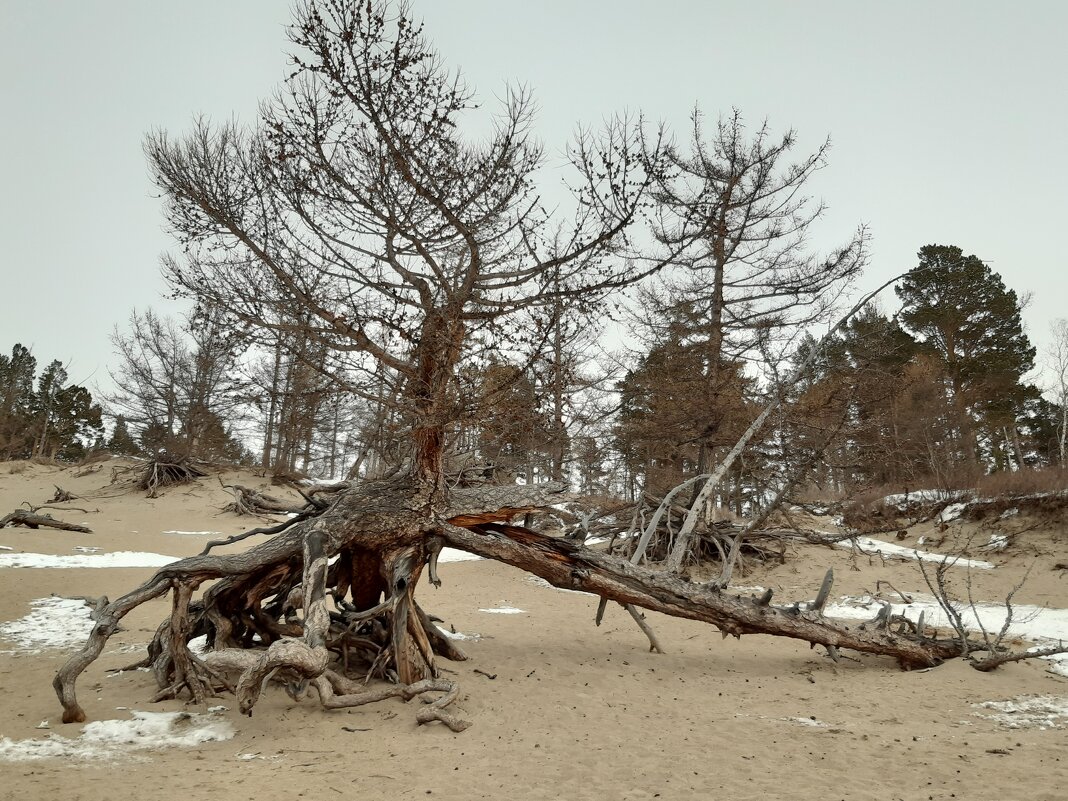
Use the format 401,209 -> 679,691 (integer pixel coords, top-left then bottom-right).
637,109 -> 867,478
1048,318 -> 1068,465
55,1 -> 1014,731
106,308 -> 245,460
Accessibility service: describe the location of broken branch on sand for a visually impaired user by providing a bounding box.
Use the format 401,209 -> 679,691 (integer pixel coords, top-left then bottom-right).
1,510 -> 92,533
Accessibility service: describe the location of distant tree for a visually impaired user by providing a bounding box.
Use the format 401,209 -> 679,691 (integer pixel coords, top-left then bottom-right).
0,344 -> 37,459
0,353 -> 105,461
614,305 -> 754,498
32,360 -> 68,458
107,415 -> 142,456
819,306 -> 924,486
896,245 -> 1036,469
107,308 -> 246,460
475,361 -> 552,483
50,384 -> 105,460
1048,318 -> 1068,465
637,110 -> 867,477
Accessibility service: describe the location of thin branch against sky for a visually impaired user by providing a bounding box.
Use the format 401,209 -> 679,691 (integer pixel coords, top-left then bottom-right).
1,0 -> 1065,390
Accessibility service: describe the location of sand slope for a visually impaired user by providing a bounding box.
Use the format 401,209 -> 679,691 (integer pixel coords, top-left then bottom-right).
0,459 -> 1065,801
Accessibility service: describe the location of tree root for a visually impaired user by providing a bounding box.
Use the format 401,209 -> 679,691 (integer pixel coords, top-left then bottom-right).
222,484 -> 308,517
52,476 -> 1051,732
139,458 -> 208,497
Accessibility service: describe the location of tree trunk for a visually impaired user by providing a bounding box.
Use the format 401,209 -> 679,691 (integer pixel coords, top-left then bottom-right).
54,474 -> 981,727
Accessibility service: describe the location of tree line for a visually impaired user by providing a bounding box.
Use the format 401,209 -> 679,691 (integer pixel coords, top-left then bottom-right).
1,2 -> 1063,509
7,240 -> 1064,502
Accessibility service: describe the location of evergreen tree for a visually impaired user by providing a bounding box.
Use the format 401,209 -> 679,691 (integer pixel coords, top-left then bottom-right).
32,360 -> 69,458
896,245 -> 1036,468
51,384 -> 104,460
107,415 -> 142,456
477,362 -> 552,483
0,344 -> 37,459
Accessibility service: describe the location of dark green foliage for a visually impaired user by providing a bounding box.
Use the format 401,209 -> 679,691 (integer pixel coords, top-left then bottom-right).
0,346 -> 103,461
0,344 -> 38,458
896,245 -> 1038,467
107,415 -> 143,456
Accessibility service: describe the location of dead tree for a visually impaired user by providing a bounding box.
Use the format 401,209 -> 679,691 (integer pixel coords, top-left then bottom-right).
49,1 -> 1022,730
1,510 -> 92,533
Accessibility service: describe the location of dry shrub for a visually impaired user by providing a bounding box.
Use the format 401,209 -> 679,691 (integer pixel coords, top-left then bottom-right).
975,467 -> 1068,498
271,469 -> 309,487
7,461 -> 27,475
76,450 -> 113,467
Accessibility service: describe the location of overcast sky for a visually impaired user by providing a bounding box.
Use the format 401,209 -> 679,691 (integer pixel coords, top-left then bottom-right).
2,0 -> 1065,392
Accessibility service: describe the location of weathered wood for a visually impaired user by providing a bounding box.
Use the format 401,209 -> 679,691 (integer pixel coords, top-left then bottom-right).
438,521 -> 967,668
223,484 -> 307,517
0,510 -> 91,533
49,475 -> 1020,729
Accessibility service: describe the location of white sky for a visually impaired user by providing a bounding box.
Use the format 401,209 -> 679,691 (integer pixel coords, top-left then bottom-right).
2,1 -> 1066,392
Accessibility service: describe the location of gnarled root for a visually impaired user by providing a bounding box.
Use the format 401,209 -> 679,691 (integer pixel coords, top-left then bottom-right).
312,672 -> 470,732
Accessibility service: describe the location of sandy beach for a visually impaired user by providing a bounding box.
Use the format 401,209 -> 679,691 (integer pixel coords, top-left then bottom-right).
1,459 -> 1065,801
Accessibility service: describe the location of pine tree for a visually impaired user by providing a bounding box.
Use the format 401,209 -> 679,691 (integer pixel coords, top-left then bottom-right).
896,245 -> 1036,469
107,415 -> 142,456
0,344 -> 38,459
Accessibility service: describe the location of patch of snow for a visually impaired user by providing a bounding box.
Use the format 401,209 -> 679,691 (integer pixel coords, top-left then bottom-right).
837,537 -> 994,569
0,597 -> 95,652
999,507 -> 1020,520
442,629 -> 482,641
478,606 -> 525,614
0,551 -> 177,569
0,710 -> 234,762
973,696 -> 1068,730
985,533 -> 1010,551
938,502 -> 968,523
826,593 -> 1068,677
161,530 -> 223,537
784,716 -> 828,727
72,546 -> 101,554
881,489 -> 969,510
0,545 -> 12,551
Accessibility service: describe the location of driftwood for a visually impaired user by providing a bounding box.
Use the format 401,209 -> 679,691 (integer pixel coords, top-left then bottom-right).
52,474 -> 1012,731
222,484 -> 308,517
51,485 -> 78,503
1,510 -> 92,533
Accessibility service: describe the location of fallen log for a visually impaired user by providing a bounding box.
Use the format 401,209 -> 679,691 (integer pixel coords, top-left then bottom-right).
1,510 -> 92,533
222,484 -> 307,517
49,476 -> 1015,729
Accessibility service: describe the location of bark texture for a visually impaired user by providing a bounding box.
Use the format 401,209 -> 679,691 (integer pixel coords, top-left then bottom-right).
54,476 -> 978,729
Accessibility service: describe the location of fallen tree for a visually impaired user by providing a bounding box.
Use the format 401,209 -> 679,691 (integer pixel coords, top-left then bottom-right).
59,0 -> 1054,734
55,471 -> 996,727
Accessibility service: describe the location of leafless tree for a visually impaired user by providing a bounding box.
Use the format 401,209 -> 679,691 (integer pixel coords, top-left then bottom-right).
55,2 -> 1009,732
637,109 -> 867,477
1047,318 -> 1068,465
106,308 -> 246,460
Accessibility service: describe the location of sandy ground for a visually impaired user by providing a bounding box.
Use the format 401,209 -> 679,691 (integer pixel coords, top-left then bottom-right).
0,459 -> 1066,801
